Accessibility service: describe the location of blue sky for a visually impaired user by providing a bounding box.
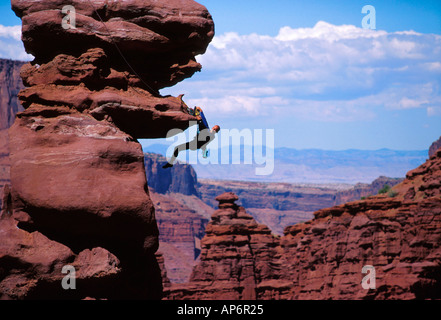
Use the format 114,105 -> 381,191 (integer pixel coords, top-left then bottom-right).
1,0 -> 440,150
198,0 -> 441,35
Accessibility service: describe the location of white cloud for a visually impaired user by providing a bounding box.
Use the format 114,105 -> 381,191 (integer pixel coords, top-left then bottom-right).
0,24 -> 33,61
0,25 -> 22,40
424,62 -> 441,71
382,83 -> 438,111
178,21 -> 441,122
427,106 -> 441,117
275,21 -> 387,42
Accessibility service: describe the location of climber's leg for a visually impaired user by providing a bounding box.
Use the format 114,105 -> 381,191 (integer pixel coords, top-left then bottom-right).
162,141 -> 191,168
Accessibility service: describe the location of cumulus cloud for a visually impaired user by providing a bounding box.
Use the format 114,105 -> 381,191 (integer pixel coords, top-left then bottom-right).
173,21 -> 441,122
0,24 -> 33,61
0,25 -> 22,40
275,21 -> 386,42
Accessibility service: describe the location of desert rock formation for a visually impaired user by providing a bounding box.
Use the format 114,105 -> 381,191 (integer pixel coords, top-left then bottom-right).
145,153 -> 199,196
1,0 -> 213,299
167,144 -> 441,300
151,192 -> 208,283
198,177 -> 404,235
166,192 -> 282,299
0,59 -> 25,209
0,59 -> 25,131
429,136 -> 441,158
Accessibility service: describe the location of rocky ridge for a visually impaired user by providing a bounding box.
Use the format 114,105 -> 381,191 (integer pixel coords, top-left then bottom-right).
166,144 -> 441,300
429,136 -> 441,158
198,176 -> 405,235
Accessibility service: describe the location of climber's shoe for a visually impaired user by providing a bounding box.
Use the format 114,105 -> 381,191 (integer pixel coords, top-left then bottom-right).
162,162 -> 173,169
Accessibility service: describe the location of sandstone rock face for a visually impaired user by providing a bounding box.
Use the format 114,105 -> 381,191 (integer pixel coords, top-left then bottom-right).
429,136 -> 441,158
11,0 -> 214,139
151,191 -> 208,283
1,0 -> 214,299
0,59 -> 25,131
0,59 -> 25,210
144,152 -> 209,283
333,176 -> 404,205
145,153 -> 199,196
12,0 -> 214,90
166,149 -> 441,300
0,131 -> 11,210
0,209 -> 123,299
198,177 -> 402,235
166,192 -> 282,299
281,149 -> 441,299
9,106 -> 159,257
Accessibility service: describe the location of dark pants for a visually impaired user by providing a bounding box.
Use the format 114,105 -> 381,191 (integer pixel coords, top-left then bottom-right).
169,134 -> 212,164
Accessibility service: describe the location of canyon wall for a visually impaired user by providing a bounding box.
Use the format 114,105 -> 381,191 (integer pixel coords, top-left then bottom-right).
167,143 -> 441,300
1,0 -> 438,299
145,153 -> 199,196
1,0 -> 214,299
0,59 -> 25,209
151,191 -> 208,283
143,153 -> 211,283
333,176 -> 404,205
166,192 -> 281,299
198,177 -> 404,235
0,59 -> 24,131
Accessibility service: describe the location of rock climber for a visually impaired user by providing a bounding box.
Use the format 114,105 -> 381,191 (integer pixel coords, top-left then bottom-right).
163,106 -> 220,169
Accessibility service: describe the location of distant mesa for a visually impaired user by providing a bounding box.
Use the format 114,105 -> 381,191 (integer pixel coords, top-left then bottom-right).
144,153 -> 199,197
429,135 -> 441,158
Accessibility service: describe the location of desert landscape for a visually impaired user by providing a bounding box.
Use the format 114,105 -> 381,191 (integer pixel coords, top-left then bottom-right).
0,0 -> 440,302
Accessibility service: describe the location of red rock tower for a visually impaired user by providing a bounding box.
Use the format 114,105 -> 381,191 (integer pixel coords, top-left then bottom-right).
1,0 -> 214,299
166,192 -> 283,299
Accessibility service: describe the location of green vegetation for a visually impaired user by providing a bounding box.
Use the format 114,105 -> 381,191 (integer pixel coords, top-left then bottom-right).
388,190 -> 398,198
378,184 -> 391,194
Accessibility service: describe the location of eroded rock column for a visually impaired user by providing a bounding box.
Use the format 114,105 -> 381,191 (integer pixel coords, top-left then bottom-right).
1,0 -> 214,299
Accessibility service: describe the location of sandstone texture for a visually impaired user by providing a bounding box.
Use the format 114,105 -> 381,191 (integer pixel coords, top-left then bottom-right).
151,191 -> 208,283
166,145 -> 441,300
12,0 -> 214,91
0,59 -> 25,209
0,59 -> 25,131
0,207 -> 124,299
333,176 -> 404,205
429,136 -> 441,158
143,152 -> 211,283
198,177 -> 403,235
145,153 -> 199,196
1,0 -> 214,299
11,0 -> 214,139
166,192 -> 282,299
